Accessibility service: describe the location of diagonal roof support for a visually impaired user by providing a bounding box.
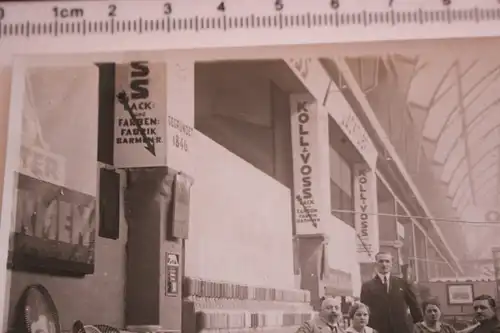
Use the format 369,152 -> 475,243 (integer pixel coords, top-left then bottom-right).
455,62 -> 477,205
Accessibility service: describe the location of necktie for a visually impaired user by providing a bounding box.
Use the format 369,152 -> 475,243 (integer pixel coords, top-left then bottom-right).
383,276 -> 389,293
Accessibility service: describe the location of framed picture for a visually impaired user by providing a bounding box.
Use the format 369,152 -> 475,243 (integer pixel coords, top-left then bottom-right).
447,284 -> 474,305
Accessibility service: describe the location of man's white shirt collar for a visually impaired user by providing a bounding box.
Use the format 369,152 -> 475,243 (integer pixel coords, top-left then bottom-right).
377,272 -> 390,281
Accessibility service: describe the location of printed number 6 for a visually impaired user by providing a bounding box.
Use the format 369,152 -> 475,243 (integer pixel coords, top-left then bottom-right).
108,4 -> 117,17
164,3 -> 172,14
330,0 -> 339,9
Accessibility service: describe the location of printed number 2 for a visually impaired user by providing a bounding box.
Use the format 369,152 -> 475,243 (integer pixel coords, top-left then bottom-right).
108,4 -> 117,17
217,2 -> 225,12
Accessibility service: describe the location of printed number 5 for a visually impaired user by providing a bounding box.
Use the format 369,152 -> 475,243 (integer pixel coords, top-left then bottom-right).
275,0 -> 284,11
108,4 -> 116,17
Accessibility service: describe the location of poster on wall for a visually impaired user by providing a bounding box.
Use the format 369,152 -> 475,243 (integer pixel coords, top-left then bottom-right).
10,65 -> 99,276
165,253 -> 180,297
353,164 -> 379,263
114,61 -> 167,168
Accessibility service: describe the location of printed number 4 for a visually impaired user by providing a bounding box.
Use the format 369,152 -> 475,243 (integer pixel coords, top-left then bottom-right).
217,2 -> 225,12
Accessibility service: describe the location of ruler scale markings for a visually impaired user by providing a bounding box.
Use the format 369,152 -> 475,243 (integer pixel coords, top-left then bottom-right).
1,2 -> 500,57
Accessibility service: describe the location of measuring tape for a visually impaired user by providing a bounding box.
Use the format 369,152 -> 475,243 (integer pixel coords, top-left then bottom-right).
0,0 -> 500,59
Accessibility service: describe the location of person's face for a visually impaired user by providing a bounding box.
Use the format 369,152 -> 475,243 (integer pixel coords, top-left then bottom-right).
352,307 -> 369,328
320,298 -> 342,323
376,253 -> 393,274
473,299 -> 496,322
424,304 -> 441,324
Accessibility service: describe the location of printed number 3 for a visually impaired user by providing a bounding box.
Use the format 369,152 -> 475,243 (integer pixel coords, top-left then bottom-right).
108,4 -> 116,17
164,3 -> 172,14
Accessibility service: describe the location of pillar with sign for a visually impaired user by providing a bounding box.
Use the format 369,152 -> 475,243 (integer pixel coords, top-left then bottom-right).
289,91 -> 331,307
114,61 -> 194,331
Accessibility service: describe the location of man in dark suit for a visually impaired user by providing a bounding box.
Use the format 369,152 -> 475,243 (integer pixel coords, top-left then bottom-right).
360,251 -> 423,333
472,294 -> 500,333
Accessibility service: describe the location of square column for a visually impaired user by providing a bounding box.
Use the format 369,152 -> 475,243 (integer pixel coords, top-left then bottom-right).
120,61 -> 195,332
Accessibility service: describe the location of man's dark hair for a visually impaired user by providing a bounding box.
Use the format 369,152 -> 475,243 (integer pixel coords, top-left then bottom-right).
473,294 -> 496,309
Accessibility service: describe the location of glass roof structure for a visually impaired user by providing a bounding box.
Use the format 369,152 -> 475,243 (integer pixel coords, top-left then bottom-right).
406,56 -> 500,260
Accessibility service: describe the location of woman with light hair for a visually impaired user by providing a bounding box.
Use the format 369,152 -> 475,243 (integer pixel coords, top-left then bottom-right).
346,302 -> 377,333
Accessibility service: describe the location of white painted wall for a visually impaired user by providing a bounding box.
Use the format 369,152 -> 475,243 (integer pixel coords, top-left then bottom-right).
324,216 -> 362,296
186,133 -> 296,289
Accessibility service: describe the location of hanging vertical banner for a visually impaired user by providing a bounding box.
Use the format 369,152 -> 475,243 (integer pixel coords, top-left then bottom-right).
114,61 -> 167,168
353,164 -> 379,263
492,248 -> 500,301
290,94 -> 330,234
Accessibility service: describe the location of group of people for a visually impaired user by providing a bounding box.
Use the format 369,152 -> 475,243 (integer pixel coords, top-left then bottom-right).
297,252 -> 500,333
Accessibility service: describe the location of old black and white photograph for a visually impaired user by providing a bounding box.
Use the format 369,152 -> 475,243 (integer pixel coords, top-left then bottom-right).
1,9 -> 500,333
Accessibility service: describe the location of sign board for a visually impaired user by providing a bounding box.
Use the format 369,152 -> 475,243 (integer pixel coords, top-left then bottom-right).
11,173 -> 96,275
354,164 -> 379,263
165,253 -> 180,297
290,94 -> 330,234
114,61 -> 167,168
